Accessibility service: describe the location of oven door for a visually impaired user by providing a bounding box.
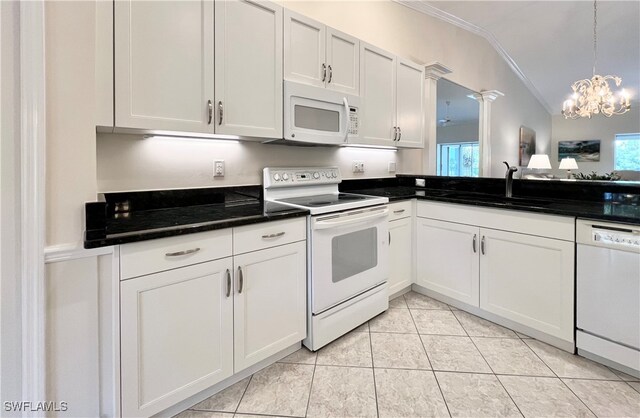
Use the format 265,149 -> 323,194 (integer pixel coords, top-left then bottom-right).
310,205 -> 389,314
284,81 -> 359,145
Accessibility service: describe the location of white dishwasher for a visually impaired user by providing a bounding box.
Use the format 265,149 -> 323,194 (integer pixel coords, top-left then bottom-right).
576,219 -> 640,377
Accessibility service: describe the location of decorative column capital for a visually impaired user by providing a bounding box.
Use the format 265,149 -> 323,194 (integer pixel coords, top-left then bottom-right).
470,90 -> 505,102
424,62 -> 452,81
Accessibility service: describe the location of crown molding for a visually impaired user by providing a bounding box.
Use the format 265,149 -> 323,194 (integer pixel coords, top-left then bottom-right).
393,0 -> 553,114
424,62 -> 452,80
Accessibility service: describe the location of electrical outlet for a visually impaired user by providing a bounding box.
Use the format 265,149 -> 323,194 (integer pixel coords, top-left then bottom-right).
213,160 -> 225,178
388,161 -> 396,173
352,161 -> 365,173
415,178 -> 426,187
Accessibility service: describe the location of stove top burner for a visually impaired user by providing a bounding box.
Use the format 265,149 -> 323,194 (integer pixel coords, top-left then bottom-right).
277,193 -> 369,208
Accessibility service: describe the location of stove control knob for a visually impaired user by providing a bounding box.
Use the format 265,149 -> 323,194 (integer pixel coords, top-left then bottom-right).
283,173 -> 289,181
273,173 -> 281,181
313,172 -> 320,179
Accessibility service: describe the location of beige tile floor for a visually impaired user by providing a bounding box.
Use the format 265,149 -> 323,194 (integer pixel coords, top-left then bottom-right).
175,291 -> 640,418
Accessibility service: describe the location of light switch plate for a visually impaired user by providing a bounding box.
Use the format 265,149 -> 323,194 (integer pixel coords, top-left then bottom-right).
388,161 -> 396,173
415,178 -> 426,187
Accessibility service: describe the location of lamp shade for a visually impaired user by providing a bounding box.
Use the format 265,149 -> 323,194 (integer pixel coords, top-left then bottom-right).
559,157 -> 579,170
527,154 -> 552,169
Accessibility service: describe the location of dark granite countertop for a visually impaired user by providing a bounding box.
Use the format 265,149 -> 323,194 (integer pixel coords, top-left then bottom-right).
84,186 -> 308,248
341,177 -> 640,226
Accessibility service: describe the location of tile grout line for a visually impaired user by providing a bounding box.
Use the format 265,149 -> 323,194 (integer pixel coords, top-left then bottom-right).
303,347 -> 318,418
234,374 -> 254,415
450,309 -> 526,418
407,298 -> 452,418
521,339 -> 600,417
367,326 -> 380,418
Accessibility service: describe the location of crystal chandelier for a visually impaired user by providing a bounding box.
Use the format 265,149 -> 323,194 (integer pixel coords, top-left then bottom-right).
562,0 -> 631,119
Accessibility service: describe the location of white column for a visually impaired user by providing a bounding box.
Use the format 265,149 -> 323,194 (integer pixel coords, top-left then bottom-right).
20,0 -> 47,404
423,62 -> 451,175
470,90 -> 504,177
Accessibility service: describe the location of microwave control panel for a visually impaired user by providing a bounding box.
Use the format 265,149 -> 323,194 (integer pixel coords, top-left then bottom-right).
348,107 -> 359,135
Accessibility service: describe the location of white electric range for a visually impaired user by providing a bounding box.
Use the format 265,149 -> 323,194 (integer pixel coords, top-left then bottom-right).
263,167 -> 390,350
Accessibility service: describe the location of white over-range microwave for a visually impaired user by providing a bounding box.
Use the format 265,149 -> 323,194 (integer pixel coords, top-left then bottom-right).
283,81 -> 360,145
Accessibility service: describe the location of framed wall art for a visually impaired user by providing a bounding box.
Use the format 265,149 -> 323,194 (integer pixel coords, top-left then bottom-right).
519,126 -> 536,166
558,140 -> 601,162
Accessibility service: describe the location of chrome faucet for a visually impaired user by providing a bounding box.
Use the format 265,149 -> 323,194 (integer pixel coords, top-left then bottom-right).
503,161 -> 518,198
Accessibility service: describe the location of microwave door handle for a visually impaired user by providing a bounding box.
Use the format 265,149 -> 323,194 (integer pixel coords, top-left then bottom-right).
343,97 -> 350,142
314,208 -> 389,230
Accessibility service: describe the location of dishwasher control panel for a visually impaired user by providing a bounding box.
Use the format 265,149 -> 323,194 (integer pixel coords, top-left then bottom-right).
577,219 -> 640,253
593,230 -> 640,248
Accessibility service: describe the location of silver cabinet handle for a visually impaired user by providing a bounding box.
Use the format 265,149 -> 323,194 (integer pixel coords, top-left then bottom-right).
225,269 -> 231,298
218,101 -> 223,126
393,209 -> 405,214
393,126 -> 398,141
207,100 -> 213,125
261,232 -> 285,239
237,266 -> 244,294
321,63 -> 327,82
327,65 -> 333,83
481,236 -> 486,255
388,231 -> 391,245
398,126 -> 402,141
472,234 -> 477,253
165,247 -> 201,257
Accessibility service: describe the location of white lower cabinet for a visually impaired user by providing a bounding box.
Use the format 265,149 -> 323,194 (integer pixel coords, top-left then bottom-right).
233,241 -> 307,372
120,219 -> 306,417
121,258 -> 234,418
388,201 -> 414,295
416,201 -> 575,344
479,228 -> 574,341
416,218 -> 479,306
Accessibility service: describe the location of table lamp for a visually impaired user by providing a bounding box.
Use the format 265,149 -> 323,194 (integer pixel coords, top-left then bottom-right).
559,157 -> 578,179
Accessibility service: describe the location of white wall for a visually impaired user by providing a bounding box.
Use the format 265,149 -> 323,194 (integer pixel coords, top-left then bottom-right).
550,109 -> 640,177
97,134 -> 397,191
1,0 -> 22,409
436,123 -> 479,144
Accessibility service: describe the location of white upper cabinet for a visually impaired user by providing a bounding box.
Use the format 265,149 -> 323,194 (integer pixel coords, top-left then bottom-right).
215,0 -> 283,138
284,10 -> 326,88
358,43 -> 424,148
359,43 -> 397,146
396,58 -> 425,148
114,0 -> 215,133
325,28 -> 359,95
284,10 -> 359,95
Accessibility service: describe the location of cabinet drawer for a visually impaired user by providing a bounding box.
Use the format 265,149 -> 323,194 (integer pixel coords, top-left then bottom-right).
388,200 -> 412,221
233,218 -> 306,255
120,229 -> 232,280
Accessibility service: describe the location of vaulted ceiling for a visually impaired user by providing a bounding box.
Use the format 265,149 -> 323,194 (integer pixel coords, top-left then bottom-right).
411,1 -> 640,116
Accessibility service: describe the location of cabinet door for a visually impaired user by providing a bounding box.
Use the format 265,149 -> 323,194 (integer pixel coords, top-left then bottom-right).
388,217 -> 413,295
121,258 -> 233,417
416,218 -> 480,306
284,10 -> 325,88
234,241 -> 306,372
479,228 -> 574,342
359,43 -> 396,146
114,0 -> 214,133
215,0 -> 283,138
325,27 -> 359,95
396,58 -> 424,148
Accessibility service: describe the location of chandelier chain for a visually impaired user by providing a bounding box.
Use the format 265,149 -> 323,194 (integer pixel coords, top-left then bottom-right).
593,0 -> 597,76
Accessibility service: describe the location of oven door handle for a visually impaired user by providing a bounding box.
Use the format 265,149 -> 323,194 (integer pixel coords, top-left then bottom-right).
313,208 -> 389,230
